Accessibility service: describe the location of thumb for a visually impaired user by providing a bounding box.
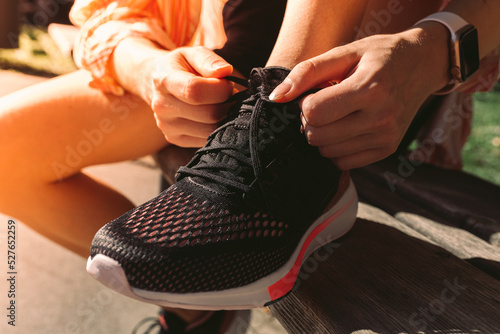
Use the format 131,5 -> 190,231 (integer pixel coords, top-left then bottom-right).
269,48 -> 360,103
180,46 -> 233,79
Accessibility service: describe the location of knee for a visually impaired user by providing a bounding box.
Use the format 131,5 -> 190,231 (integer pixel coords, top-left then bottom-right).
0,97 -> 71,187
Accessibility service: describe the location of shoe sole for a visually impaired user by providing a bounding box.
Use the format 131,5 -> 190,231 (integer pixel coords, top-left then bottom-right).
87,179 -> 358,310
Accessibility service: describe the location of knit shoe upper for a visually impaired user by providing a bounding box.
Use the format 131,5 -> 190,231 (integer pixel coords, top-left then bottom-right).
88,67 -> 357,309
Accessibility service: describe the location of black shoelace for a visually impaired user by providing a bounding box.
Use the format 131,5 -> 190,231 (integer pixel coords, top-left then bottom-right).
176,77 -> 263,194
132,316 -> 162,334
176,75 -> 319,206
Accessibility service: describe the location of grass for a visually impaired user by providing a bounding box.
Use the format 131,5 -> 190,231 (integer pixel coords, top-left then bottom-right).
463,87 -> 500,186
0,25 -> 76,76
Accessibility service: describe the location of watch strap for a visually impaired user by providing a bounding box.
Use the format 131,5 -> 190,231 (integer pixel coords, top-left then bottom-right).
415,12 -> 470,41
415,12 -> 472,94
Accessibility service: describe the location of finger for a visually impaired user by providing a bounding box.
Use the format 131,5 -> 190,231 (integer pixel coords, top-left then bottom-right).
332,148 -> 393,170
157,117 -> 219,145
316,132 -> 397,170
155,97 -> 229,124
302,111 -> 371,146
164,70 -> 234,105
185,103 -> 230,124
301,95 -> 399,143
316,133 -> 381,159
165,135 -> 209,148
269,46 -> 360,103
298,77 -> 366,126
180,46 -> 233,79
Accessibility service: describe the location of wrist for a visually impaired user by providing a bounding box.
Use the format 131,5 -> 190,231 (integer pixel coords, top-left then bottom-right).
403,22 -> 452,94
111,37 -> 167,102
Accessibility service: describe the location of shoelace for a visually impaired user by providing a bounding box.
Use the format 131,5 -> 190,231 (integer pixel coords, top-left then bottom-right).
132,316 -> 162,334
177,75 -> 320,212
176,77 -> 262,194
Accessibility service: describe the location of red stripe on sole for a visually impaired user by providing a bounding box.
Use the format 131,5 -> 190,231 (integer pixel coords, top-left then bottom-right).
267,194 -> 356,301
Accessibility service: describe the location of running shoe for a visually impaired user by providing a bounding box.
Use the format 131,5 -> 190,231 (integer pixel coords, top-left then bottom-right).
87,66 -> 358,310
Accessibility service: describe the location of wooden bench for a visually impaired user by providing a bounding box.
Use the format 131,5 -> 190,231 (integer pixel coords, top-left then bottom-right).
270,158 -> 500,333
155,147 -> 500,333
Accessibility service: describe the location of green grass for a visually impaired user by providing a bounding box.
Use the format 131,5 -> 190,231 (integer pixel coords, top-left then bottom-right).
462,87 -> 500,186
0,25 -> 76,76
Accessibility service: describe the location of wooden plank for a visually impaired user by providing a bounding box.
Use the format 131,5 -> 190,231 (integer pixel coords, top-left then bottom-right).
351,168 -> 449,227
358,204 -> 500,278
352,159 -> 500,246
396,213 -> 500,278
270,204 -> 500,333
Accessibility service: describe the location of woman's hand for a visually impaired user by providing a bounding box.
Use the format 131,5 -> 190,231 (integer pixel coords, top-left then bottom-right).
270,23 -> 451,170
144,46 -> 234,147
112,38 -> 235,147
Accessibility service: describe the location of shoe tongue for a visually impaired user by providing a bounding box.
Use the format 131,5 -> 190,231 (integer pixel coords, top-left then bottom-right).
190,66 -> 293,193
195,111 -> 252,192
213,112 -> 250,165
249,66 -> 291,98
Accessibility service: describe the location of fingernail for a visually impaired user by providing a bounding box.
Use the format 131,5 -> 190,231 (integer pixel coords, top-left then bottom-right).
269,79 -> 292,101
212,60 -> 230,70
300,112 -> 308,126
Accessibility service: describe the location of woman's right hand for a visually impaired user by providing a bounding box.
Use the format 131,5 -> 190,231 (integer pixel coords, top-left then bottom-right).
144,46 -> 234,147
269,24 -> 450,170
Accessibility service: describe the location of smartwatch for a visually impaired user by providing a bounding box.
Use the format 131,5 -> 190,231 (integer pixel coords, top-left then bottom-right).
415,12 -> 480,94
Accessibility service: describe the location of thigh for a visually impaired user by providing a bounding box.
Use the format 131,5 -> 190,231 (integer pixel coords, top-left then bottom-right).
0,69 -> 167,183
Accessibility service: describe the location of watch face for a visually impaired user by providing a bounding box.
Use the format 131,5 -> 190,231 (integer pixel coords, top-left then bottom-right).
458,26 -> 480,80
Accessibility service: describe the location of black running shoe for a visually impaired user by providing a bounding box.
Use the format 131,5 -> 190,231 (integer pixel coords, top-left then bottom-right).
87,67 -> 358,310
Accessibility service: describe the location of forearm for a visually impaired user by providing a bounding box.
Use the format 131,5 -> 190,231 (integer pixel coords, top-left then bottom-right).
110,36 -> 167,103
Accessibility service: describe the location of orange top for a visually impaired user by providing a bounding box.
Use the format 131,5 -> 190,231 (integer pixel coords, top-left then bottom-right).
70,0 -> 228,95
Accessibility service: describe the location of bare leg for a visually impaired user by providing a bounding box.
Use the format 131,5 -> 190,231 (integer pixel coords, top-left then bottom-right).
0,70 -> 167,255
0,69 -> 211,322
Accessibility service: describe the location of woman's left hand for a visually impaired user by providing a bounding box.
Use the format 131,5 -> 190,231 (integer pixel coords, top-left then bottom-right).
270,23 -> 451,170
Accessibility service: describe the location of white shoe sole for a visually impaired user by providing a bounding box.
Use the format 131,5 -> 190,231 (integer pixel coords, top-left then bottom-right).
87,179 -> 358,310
